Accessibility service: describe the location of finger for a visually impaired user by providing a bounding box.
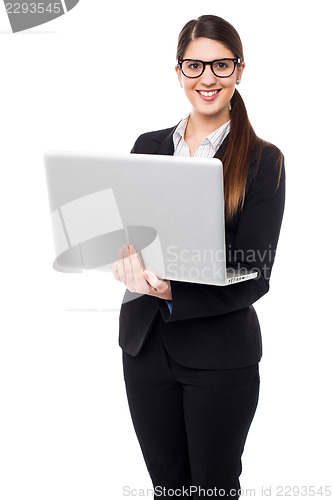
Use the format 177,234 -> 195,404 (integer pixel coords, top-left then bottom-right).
112,249 -> 122,281
131,248 -> 161,293
122,244 -> 135,291
143,269 -> 165,290
117,247 -> 126,284
127,244 -> 152,294
145,283 -> 158,295
128,245 -> 147,289
112,263 -> 120,281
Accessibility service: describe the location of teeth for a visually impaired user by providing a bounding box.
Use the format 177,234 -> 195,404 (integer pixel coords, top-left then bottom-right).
198,90 -> 220,96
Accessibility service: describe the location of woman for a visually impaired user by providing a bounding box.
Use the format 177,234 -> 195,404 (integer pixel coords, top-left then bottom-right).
112,14 -> 285,500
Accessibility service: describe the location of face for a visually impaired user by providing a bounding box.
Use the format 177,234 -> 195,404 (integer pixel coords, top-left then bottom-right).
175,37 -> 245,121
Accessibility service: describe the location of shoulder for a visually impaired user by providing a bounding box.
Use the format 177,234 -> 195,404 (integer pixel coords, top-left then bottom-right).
253,138 -> 284,165
249,139 -> 285,195
130,124 -> 178,154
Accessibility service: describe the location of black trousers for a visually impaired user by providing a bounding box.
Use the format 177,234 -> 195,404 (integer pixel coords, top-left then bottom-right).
122,313 -> 260,499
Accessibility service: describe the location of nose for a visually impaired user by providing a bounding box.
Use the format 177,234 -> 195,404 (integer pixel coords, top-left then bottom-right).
199,63 -> 217,86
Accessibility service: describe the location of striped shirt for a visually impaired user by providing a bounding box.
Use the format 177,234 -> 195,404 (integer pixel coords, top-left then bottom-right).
165,114 -> 231,313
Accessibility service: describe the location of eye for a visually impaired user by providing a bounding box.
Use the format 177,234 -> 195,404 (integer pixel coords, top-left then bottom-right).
215,61 -> 228,69
183,60 -> 203,72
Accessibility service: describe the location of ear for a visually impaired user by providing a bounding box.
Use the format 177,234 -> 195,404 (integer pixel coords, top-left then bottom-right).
175,64 -> 183,88
236,61 -> 246,82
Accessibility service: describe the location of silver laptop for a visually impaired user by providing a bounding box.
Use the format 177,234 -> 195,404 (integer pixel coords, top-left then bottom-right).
43,150 -> 258,286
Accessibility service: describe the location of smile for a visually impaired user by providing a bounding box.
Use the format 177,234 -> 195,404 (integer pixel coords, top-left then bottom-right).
196,89 -> 221,96
195,89 -> 222,102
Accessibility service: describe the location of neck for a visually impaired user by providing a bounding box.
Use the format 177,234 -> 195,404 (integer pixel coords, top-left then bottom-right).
185,109 -> 231,139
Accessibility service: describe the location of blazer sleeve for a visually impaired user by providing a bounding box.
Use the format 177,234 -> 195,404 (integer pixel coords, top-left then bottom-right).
155,145 -> 286,322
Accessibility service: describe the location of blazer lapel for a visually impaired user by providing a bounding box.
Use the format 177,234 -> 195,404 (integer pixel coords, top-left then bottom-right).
155,123 -> 178,155
213,132 -> 229,158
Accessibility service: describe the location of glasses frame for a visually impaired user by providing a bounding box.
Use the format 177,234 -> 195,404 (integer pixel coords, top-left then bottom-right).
178,58 -> 241,78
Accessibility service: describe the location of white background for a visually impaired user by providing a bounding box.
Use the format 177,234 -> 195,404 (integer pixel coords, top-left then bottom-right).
0,0 -> 332,498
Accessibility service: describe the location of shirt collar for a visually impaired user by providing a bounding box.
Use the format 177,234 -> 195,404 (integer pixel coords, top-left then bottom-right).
173,113 -> 230,151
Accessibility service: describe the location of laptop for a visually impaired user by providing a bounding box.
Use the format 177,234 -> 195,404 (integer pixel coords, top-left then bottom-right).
43,150 -> 258,286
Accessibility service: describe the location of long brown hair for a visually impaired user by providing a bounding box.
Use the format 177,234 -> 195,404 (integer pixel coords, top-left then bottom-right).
176,15 -> 283,223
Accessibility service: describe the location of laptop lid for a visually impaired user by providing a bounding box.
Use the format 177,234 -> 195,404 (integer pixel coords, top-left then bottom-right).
44,150 -> 254,286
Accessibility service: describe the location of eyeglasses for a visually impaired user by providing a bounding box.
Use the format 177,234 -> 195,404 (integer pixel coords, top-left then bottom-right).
178,58 -> 241,78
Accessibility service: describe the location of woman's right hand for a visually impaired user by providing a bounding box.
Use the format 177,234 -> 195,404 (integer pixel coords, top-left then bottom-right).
112,244 -> 172,300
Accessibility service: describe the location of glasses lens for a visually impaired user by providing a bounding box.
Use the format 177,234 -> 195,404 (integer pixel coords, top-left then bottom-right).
212,59 -> 235,77
182,60 -> 204,77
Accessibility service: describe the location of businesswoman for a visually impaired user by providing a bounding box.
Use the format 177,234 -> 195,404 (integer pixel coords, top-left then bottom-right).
112,14 -> 285,500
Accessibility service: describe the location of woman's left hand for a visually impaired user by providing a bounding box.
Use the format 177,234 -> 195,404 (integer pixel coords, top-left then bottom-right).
112,244 -> 172,300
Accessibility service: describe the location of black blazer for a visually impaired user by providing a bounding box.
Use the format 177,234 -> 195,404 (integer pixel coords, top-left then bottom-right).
118,123 -> 286,369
